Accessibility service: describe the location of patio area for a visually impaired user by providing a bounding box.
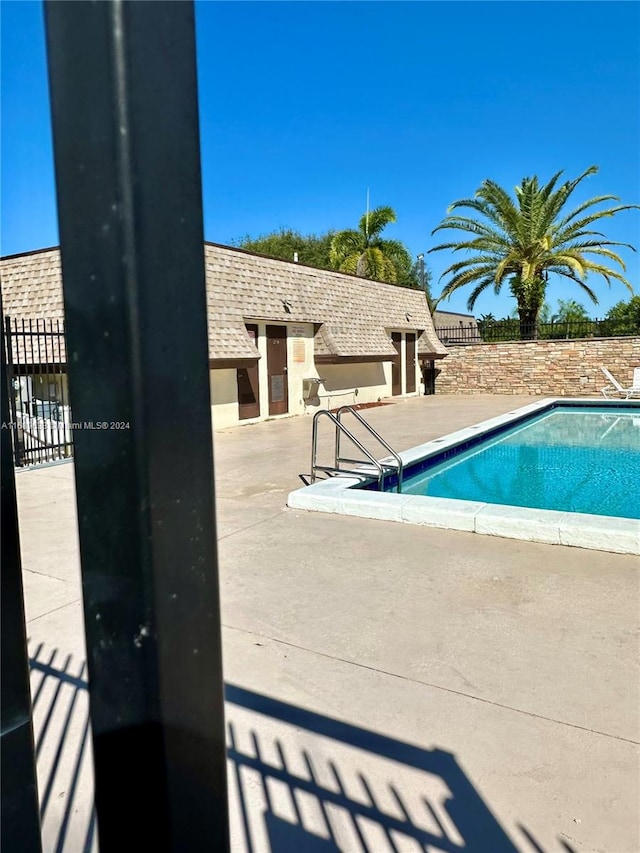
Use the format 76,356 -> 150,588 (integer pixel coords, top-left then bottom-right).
17,394 -> 640,852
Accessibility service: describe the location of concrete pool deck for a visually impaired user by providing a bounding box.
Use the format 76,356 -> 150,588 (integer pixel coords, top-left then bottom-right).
16,394 -> 640,852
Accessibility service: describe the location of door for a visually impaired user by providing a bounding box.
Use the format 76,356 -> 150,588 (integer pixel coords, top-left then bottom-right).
391,333 -> 402,396
237,324 -> 260,420
266,325 -> 288,415
405,333 -> 416,393
405,332 -> 416,394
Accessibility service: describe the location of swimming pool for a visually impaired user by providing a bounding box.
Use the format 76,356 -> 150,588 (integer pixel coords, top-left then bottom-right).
287,398 -> 640,554
377,405 -> 640,520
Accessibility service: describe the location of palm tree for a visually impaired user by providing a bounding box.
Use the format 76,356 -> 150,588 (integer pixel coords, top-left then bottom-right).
552,299 -> 590,323
548,299 -> 593,339
330,206 -> 413,284
429,166 -> 638,339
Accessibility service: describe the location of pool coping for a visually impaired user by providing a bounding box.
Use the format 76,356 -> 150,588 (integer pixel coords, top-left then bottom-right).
287,397 -> 640,555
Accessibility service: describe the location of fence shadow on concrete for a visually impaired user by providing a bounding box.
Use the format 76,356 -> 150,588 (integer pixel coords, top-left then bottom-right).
225,685 -> 579,853
29,642 -> 97,853
29,643 -> 576,853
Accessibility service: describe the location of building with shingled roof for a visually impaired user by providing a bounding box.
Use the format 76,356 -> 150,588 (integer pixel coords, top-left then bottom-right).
1,243 -> 447,429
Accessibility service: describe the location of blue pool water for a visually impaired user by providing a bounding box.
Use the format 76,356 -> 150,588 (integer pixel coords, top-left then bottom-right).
392,405 -> 640,520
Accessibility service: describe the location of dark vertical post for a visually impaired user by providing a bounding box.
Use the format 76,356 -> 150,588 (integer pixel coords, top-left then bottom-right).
35,319 -> 43,463
1,297 -> 42,851
44,2 -> 229,850
3,316 -> 21,466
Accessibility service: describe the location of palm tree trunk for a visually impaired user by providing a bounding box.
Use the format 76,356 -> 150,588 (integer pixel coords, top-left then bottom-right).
518,307 -> 539,340
516,279 -> 545,340
356,253 -> 368,277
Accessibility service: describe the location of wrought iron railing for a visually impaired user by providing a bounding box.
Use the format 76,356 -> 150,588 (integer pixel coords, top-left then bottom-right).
3,317 -> 73,466
436,319 -> 639,345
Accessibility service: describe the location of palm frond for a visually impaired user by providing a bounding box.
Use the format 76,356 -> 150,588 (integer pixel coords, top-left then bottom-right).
565,245 -> 628,270
439,256 -> 505,279
447,197 -> 515,239
338,253 -> 361,276
466,277 -> 497,310
379,238 -> 413,268
564,238 -> 634,252
554,205 -> 640,244
439,265 -> 499,300
548,253 -> 588,278
539,166 -> 599,231
551,228 -> 607,243
495,253 -> 520,284
545,267 -> 599,303
479,180 -> 525,241
580,260 -> 633,291
352,247 -> 397,283
330,230 -> 362,266
553,194 -> 621,230
359,206 -> 396,241
430,216 -> 505,241
539,170 -> 565,205
430,237 -> 509,253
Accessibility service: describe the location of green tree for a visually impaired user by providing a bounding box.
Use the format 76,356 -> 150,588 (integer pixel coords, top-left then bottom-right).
234,228 -> 335,270
551,299 -> 590,323
603,295 -> 640,335
408,257 -> 435,307
544,299 -> 594,339
235,217 -> 432,300
330,206 -> 413,285
429,166 -> 638,339
477,315 -> 520,342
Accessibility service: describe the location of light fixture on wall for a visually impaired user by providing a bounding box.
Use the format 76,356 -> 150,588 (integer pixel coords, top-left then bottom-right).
406,312 -> 412,322
282,299 -> 292,313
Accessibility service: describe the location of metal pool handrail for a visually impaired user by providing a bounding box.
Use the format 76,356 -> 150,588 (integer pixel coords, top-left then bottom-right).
335,405 -> 403,494
310,408 -> 403,493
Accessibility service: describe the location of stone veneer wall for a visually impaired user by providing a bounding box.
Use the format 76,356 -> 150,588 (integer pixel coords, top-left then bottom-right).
436,336 -> 640,395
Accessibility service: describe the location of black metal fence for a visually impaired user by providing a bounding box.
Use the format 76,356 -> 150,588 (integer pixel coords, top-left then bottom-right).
3,4 -> 229,850
437,319 -> 640,345
3,317 -> 73,467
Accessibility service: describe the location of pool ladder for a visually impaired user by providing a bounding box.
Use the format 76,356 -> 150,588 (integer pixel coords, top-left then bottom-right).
310,405 -> 403,493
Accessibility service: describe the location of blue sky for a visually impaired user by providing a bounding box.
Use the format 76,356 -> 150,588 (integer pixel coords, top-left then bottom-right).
2,1 -> 639,318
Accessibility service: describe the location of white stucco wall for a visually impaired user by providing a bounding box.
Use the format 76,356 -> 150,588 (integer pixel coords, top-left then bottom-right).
210,368 -> 238,430
254,325 -> 269,420
285,322 -> 316,416
249,320 -> 316,419
210,322 -> 318,429
311,362 -> 390,410
209,327 -> 423,429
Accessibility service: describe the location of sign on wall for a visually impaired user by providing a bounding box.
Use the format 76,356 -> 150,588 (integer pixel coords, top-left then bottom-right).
290,325 -> 308,363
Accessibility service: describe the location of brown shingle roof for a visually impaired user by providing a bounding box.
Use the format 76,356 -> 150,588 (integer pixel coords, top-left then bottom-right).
1,244 -> 448,361
1,249 -> 65,321
315,323 -> 398,358
203,244 -> 447,359
208,322 -> 260,360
